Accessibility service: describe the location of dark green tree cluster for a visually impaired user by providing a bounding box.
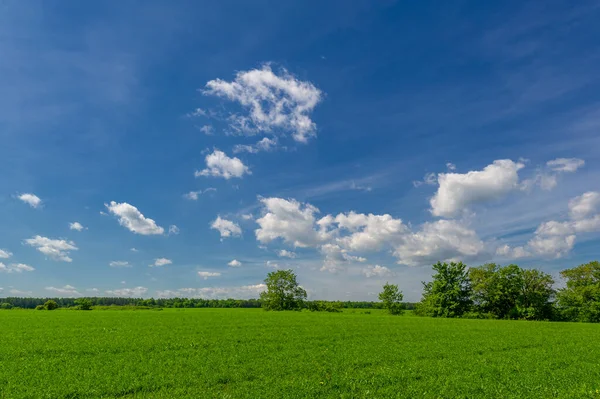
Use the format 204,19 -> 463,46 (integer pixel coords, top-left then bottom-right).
415,260 -> 600,322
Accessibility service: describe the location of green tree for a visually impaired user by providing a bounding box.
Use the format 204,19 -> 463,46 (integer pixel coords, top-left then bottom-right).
259,269 -> 307,311
0,302 -> 13,310
75,298 -> 93,310
470,264 -> 523,319
518,268 -> 555,320
416,261 -> 472,318
378,283 -> 404,315
44,300 -> 58,310
556,261 -> 600,322
35,304 -> 45,310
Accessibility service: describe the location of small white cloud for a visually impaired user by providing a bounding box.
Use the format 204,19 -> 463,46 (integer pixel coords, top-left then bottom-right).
183,188 -> 217,200
228,259 -> 242,267
241,214 -> 253,221
187,108 -> 207,117
350,181 -> 373,192
199,125 -> 214,135
266,260 -> 279,269
204,64 -> 322,143
0,263 -> 35,273
547,158 -> 585,173
105,286 -> 148,297
157,284 -> 266,299
0,249 -> 12,259
168,225 -> 180,235
569,192 -> 600,220
233,137 -> 278,154
150,258 -> 172,267
9,289 -> 32,296
362,265 -> 393,278
195,150 -> 251,179
105,201 -> 165,235
45,285 -> 80,297
86,288 -> 99,293
109,261 -> 131,268
17,193 -> 42,208
198,271 -> 221,279
211,216 -> 242,239
130,248 -> 139,252
69,222 -> 86,231
413,172 -> 437,187
277,249 -> 296,258
24,235 -> 78,262
446,163 -> 456,171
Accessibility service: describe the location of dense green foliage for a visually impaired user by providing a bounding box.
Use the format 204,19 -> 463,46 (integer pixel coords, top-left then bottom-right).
259,269 -> 307,311
1,309 -> 600,398
44,300 -> 58,310
556,261 -> 600,322
416,261 -> 472,317
75,298 -> 93,310
378,283 -> 404,315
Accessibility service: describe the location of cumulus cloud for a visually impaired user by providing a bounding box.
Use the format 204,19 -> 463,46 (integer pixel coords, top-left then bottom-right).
195,150 -> 250,179
362,265 -> 393,278
241,214 -> 254,221
157,284 -> 266,299
255,198 -> 331,247
277,249 -> 296,258
198,271 -> 221,279
430,160 -> 524,217
17,193 -> 42,208
320,243 -> 366,273
150,258 -> 172,267
109,261 -> 131,268
569,192 -> 600,220
233,137 -> 278,154
168,225 -> 180,235
228,259 -> 242,267
393,220 -> 485,266
0,263 -> 35,273
547,158 -> 585,173
105,201 -> 164,235
335,212 -> 407,252
24,235 -> 78,262
211,216 -> 242,239
204,64 -> 322,143
105,287 -> 148,297
69,222 -> 86,231
0,249 -> 12,259
183,188 -> 216,200
45,285 -> 80,297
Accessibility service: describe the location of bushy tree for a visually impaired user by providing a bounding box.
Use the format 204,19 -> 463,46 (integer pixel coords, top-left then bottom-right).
378,283 -> 404,315
518,268 -> 555,320
0,302 -> 12,310
75,298 -> 93,310
44,300 -> 58,310
259,269 -> 307,311
556,261 -> 600,322
416,262 -> 472,317
35,304 -> 45,310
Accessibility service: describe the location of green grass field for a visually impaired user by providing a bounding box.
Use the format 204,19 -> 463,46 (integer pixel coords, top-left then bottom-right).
1,309 -> 599,399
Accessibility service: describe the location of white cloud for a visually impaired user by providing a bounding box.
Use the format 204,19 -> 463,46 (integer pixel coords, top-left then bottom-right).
24,235 -> 78,262
233,137 -> 278,154
187,108 -> 207,117
105,287 -> 148,297
168,225 -> 180,235
277,249 -> 296,258
547,158 -> 585,173
569,192 -> 600,220
413,172 -> 438,188
0,263 -> 35,273
496,245 -> 530,259
69,222 -> 86,231
87,288 -> 99,293
335,212 -> 407,252
9,289 -> 32,296
320,243 -> 366,273
241,214 -> 254,221
109,261 -> 131,268
0,249 -> 12,259
17,193 -> 42,208
150,258 -> 172,267
255,198 -> 330,247
228,259 -> 242,267
183,188 -> 216,200
195,150 -> 250,179
130,248 -> 139,252
105,201 -> 164,235
430,159 -> 525,217
45,285 -> 80,297
446,163 -> 456,171
199,125 -> 214,135
266,260 -> 279,269
211,216 -> 242,239
198,271 -> 221,280
156,284 -> 266,299
362,265 -> 393,278
204,64 -> 322,143
393,220 -> 485,266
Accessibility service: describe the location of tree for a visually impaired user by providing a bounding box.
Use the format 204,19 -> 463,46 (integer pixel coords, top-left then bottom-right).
556,261 -> 600,322
259,269 -> 307,311
44,300 -> 58,310
378,283 -> 404,315
518,268 -> 555,320
75,298 -> 93,310
416,261 -> 472,317
0,302 -> 13,310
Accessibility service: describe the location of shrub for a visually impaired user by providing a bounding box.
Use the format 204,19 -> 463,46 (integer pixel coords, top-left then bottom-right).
44,300 -> 58,311
0,302 -> 13,310
35,305 -> 45,310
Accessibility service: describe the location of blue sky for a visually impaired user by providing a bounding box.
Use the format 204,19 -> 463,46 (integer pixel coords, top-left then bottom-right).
1,0 -> 599,301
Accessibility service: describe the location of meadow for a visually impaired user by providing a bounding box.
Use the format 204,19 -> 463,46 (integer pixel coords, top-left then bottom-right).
1,309 -> 599,399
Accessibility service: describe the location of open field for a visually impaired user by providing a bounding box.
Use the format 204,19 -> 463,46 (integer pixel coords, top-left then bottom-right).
1,309 -> 599,399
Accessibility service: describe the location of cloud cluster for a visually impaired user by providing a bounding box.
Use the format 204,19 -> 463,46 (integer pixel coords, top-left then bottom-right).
228,259 -> 242,267
24,235 -> 78,262
69,222 -> 86,231
0,263 -> 35,273
109,261 -> 131,268
198,271 -> 221,280
45,285 -> 80,297
105,287 -> 148,297
211,216 -> 242,239
105,201 -> 164,235
233,137 -> 278,154
150,258 -> 172,267
17,193 -> 42,208
0,249 -> 12,258
196,150 -> 251,179
204,64 -> 322,143
156,284 -> 266,299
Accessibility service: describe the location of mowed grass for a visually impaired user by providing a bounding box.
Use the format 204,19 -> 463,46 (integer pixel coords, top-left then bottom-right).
1,309 -> 600,399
